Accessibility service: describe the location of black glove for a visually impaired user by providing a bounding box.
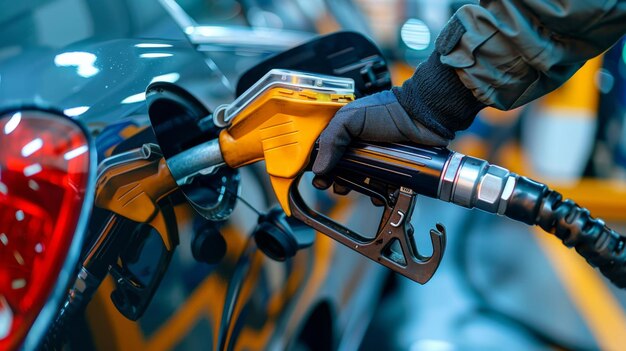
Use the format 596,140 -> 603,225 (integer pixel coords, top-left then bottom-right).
312,53 -> 486,175
312,90 -> 448,174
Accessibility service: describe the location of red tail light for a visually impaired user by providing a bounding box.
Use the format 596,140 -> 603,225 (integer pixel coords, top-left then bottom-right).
0,109 -> 94,350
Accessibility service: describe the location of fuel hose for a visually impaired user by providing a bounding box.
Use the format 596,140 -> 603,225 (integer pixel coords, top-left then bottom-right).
505,177 -> 626,287
305,143 -> 626,288
427,149 -> 626,288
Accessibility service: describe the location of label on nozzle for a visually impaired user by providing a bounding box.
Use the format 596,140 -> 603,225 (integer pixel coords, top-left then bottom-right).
213,69 -> 355,127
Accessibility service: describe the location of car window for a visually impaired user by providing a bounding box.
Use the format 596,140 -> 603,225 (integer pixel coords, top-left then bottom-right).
175,0 -> 248,25
175,0 -> 325,32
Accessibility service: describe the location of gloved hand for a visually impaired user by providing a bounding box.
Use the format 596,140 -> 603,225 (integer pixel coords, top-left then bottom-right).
312,90 -> 448,174
312,53 -> 486,176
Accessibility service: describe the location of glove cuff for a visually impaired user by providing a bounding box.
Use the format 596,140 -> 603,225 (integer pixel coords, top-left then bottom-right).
392,52 -> 486,139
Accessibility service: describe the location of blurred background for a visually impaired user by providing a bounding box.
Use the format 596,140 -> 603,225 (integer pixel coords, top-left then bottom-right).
3,0 -> 626,350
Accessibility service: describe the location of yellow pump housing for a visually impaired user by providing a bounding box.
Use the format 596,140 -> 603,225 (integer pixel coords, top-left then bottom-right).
218,87 -> 354,214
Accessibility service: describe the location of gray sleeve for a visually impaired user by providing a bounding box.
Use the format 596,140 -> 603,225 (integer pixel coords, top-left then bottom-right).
438,0 -> 626,110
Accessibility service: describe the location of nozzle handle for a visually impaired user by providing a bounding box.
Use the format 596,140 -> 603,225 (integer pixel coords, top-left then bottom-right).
325,142 -> 451,200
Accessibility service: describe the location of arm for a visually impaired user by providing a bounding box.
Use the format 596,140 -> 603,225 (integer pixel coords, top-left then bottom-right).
396,0 -> 626,138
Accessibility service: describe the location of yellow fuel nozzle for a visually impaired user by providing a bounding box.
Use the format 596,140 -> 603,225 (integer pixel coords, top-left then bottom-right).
219,87 -> 354,214
164,69 -> 355,215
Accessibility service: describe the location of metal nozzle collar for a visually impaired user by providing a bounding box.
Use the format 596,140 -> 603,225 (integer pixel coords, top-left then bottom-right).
438,153 -> 515,214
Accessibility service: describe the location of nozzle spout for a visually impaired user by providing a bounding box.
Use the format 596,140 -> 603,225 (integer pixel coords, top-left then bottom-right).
166,139 -> 224,183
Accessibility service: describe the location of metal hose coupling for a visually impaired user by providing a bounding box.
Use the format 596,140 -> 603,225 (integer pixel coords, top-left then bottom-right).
438,152 -> 517,215
437,152 -> 626,288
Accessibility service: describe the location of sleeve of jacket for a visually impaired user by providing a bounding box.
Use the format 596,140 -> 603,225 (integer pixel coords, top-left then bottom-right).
439,0 -> 626,110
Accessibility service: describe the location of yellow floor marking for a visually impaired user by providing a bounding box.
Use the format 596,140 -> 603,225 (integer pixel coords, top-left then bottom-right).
88,194 -> 360,350
87,277 -> 146,351
145,225 -> 246,350
145,274 -> 227,351
534,229 -> 626,351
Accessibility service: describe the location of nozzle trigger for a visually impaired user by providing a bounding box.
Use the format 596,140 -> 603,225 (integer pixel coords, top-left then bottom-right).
376,187 -> 445,283
289,178 -> 446,284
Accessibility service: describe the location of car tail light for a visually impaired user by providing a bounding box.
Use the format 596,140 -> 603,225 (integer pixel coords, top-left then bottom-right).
0,109 -> 94,350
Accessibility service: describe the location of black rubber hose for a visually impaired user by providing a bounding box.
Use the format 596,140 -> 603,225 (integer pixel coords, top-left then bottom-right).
505,177 -> 626,288
39,300 -> 82,350
40,214 -> 136,349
